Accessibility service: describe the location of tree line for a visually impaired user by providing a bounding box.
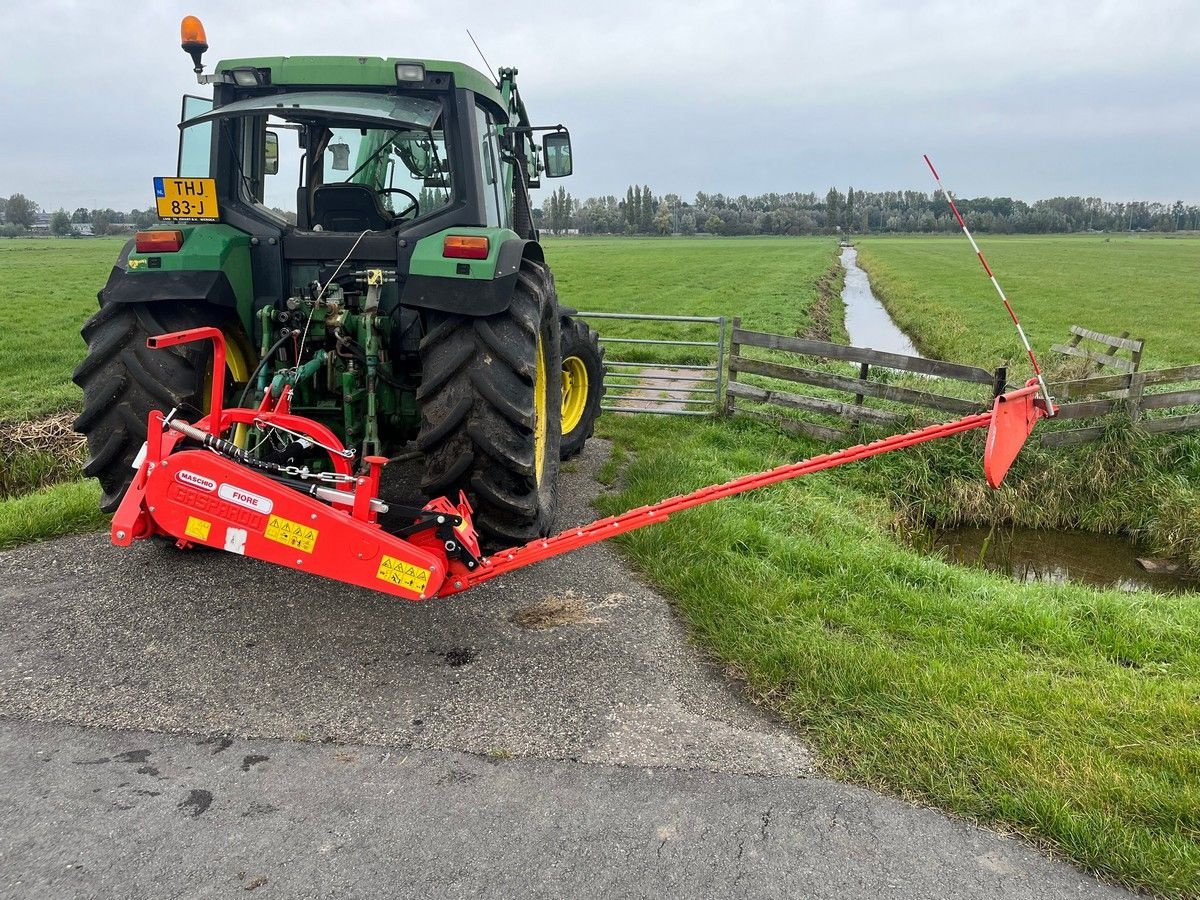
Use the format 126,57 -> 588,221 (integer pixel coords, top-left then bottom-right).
5,185 -> 1196,239
539,185 -> 1200,236
0,193 -> 160,237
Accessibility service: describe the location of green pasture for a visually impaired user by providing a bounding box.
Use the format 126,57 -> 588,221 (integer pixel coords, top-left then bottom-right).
558,232 -> 1200,897
547,236 -> 844,364
854,234 -> 1200,370
3,233 -> 1200,895
0,238 -> 125,421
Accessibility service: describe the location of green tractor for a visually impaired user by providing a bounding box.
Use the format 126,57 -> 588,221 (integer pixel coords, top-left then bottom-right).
74,17 -> 605,546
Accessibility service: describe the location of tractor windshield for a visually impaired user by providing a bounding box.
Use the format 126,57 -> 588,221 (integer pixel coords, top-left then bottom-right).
181,90 -> 453,229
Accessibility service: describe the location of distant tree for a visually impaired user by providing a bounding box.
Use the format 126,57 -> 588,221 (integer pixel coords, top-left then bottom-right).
545,187 -> 572,234
49,209 -> 74,236
545,187 -> 570,234
704,214 -> 724,235
90,209 -> 112,235
654,200 -> 672,235
131,208 -> 159,228
72,207 -> 90,223
845,186 -> 855,232
678,211 -> 696,235
5,193 -> 36,227
0,197 -> 7,222
824,187 -> 842,231
641,185 -> 654,232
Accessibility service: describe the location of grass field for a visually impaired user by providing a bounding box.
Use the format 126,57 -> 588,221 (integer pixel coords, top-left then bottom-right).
546,236 -> 845,365
0,238 -> 125,421
854,234 -> 1200,369
3,234 -> 1200,896
550,233 -> 1200,897
548,236 -> 842,335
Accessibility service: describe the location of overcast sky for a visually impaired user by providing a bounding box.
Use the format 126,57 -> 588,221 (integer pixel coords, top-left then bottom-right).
3,0 -> 1198,212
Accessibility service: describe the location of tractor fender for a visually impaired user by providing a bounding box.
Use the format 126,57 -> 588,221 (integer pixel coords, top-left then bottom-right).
98,265 -> 239,309
95,226 -> 253,314
400,233 -> 543,317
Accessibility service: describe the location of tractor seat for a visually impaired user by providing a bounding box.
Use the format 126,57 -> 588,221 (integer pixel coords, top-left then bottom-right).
311,184 -> 394,232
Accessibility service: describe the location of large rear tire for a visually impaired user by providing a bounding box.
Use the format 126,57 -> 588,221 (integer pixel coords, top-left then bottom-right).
73,301 -> 249,512
559,316 -> 605,459
416,259 -> 562,546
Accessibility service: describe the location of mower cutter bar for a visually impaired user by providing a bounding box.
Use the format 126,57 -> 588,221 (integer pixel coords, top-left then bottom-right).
446,381 -> 1046,595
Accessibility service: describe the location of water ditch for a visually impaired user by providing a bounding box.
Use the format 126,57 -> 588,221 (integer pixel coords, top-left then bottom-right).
927,526 -> 1199,594
839,245 -> 921,357
837,245 -> 1196,594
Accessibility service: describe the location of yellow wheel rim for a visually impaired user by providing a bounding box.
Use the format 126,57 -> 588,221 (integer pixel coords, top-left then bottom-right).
533,334 -> 548,484
203,328 -> 254,447
561,355 -> 589,435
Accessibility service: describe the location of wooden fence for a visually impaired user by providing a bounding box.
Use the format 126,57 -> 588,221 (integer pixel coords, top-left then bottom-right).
1051,325 -> 1144,375
724,318 -> 1004,441
722,316 -> 1200,446
1041,365 -> 1200,446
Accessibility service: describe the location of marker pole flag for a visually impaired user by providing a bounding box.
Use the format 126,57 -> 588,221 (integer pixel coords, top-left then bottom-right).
923,154 -> 1055,414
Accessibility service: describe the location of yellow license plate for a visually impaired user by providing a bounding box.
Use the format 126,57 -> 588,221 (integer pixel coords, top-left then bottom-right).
154,177 -> 219,221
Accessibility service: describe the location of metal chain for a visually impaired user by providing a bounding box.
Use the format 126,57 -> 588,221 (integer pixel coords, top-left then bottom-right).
252,419 -> 356,460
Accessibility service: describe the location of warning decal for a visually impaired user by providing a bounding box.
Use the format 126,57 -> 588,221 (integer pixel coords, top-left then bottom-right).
375,555 -> 431,594
264,515 -> 318,553
184,516 -> 212,541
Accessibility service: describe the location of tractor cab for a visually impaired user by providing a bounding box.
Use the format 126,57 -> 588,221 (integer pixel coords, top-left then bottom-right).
76,15 -> 602,552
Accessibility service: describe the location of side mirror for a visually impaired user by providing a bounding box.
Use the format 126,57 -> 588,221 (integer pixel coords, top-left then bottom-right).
264,131 -> 279,176
542,131 -> 572,178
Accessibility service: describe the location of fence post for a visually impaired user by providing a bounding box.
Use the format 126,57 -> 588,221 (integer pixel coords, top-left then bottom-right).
854,363 -> 869,406
724,317 -> 741,417
1127,370 -> 1147,424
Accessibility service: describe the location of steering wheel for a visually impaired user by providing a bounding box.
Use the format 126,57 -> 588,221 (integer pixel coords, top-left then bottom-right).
379,188 -> 419,220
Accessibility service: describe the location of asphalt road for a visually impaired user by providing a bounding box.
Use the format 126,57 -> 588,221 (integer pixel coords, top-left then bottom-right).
0,440 -> 1132,899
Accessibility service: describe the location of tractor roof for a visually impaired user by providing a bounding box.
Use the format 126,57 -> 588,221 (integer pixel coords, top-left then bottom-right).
214,56 -> 503,107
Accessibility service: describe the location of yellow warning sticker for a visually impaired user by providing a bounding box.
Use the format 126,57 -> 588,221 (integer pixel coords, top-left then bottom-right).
184,516 -> 212,541
264,515 -> 318,553
375,555 -> 431,593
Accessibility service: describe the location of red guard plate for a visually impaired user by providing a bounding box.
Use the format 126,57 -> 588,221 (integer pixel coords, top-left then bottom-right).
142,450 -> 446,601
983,382 -> 1043,488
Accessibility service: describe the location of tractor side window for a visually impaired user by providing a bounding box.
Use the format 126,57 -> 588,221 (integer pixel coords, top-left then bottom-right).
259,118 -> 303,224
178,95 -> 213,177
475,105 -> 505,228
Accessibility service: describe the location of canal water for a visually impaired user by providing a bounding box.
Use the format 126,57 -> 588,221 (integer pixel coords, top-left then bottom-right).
930,525 -> 1199,594
837,246 -> 1197,594
839,245 -> 921,357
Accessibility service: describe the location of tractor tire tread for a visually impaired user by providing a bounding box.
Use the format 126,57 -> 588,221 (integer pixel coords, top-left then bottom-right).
416,258 -> 561,547
559,315 -> 607,459
73,301 -> 230,513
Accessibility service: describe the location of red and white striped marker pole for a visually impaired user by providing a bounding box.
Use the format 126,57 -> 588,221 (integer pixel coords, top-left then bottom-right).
923,154 -> 1055,414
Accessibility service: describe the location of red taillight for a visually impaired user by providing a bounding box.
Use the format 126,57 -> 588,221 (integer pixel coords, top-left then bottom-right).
442,235 -> 490,260
135,230 -> 184,253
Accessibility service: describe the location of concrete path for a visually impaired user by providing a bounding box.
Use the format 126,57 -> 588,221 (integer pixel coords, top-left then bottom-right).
0,441 -> 1131,899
